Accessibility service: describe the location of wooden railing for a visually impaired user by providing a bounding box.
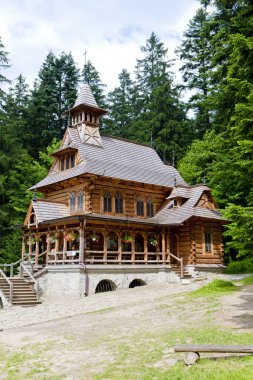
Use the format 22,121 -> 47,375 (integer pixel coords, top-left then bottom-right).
168,252 -> 184,278
0,268 -> 13,303
20,262 -> 39,301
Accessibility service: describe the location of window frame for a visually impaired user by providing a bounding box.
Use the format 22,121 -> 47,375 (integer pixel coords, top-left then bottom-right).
203,226 -> 212,253
103,191 -> 112,212
115,192 -> 123,214
136,195 -> 144,217
70,192 -> 76,213
146,197 -> 154,217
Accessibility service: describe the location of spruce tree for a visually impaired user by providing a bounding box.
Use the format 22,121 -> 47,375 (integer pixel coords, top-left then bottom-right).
105,69 -> 134,137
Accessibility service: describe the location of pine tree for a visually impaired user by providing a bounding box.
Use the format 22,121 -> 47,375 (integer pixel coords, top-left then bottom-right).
104,69 -> 134,137
0,36 -> 11,108
131,32 -> 190,163
176,3 -> 213,136
27,52 -> 80,157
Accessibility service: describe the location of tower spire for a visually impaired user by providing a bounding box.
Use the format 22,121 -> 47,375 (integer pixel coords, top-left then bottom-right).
83,50 -> 88,83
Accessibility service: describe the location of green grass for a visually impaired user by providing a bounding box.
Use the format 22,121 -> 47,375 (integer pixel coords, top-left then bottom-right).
189,279 -> 237,298
93,327 -> 253,380
239,274 -> 253,286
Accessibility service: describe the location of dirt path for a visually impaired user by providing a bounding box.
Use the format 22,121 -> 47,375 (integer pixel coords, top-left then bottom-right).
0,275 -> 252,379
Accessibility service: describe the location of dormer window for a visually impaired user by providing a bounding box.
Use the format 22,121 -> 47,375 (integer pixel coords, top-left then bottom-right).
59,153 -> 75,171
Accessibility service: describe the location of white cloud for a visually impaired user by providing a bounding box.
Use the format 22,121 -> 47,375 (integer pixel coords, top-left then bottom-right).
0,0 -> 199,91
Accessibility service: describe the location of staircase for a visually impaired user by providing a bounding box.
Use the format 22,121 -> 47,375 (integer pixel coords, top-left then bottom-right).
171,264 -> 192,280
0,277 -> 41,306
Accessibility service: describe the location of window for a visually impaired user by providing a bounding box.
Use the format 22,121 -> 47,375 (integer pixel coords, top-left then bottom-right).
60,158 -> 65,171
204,227 -> 212,253
147,197 -> 154,217
59,153 -> 76,171
70,154 -> 75,168
136,196 -> 144,216
70,192 -> 76,213
104,192 -> 112,212
78,191 -> 83,212
115,192 -> 123,213
66,156 -> 70,169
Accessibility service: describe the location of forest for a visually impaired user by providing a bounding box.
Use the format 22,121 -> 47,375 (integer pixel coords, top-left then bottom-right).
0,0 -> 252,264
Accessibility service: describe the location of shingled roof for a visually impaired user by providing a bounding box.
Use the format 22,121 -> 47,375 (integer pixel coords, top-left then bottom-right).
32,200 -> 69,223
30,131 -> 187,190
151,185 -> 226,225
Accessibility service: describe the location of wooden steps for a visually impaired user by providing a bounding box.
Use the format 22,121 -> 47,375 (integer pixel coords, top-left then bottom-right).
170,265 -> 192,279
0,278 -> 40,306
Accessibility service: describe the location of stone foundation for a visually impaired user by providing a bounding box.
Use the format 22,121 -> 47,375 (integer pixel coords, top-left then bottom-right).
37,264 -> 180,300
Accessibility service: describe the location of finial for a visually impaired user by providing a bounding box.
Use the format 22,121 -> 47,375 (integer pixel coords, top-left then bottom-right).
203,169 -> 207,185
33,188 -> 37,202
83,50 -> 88,83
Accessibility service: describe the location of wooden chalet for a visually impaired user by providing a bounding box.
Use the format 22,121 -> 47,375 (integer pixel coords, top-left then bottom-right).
0,84 -> 227,304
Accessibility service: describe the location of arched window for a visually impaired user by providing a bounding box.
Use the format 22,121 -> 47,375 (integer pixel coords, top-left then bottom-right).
115,192 -> 123,213
104,192 -> 112,212
135,234 -> 144,252
204,227 -> 212,253
147,197 -> 154,217
136,196 -> 144,216
70,192 -> 76,213
78,191 -> 83,212
107,232 -> 118,251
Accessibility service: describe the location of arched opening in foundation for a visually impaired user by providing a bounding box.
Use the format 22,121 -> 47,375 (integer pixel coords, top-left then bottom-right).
95,279 -> 117,294
129,279 -> 147,288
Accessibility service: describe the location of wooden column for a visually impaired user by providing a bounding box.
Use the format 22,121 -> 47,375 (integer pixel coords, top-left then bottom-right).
166,229 -> 171,263
144,233 -> 148,264
118,232 -> 122,263
55,228 -> 59,253
63,227 -> 67,261
79,225 -> 84,264
28,232 -> 32,260
131,234 -> 135,264
103,231 -> 108,263
162,232 -> 166,263
35,233 -> 39,265
22,235 -> 26,260
46,232 -> 51,264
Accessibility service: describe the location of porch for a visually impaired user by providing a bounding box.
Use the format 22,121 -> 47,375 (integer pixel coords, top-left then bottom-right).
21,225 -> 183,270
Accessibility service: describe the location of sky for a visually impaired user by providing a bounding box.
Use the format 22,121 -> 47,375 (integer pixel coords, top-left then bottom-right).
0,0 -> 200,92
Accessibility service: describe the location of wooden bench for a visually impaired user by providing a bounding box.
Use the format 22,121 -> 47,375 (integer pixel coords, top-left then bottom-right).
174,344 -> 253,365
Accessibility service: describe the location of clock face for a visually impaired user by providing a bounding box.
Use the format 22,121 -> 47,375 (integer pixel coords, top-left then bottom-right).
78,124 -> 103,147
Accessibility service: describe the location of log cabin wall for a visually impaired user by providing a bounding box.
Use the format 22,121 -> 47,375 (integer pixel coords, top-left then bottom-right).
44,177 -> 169,218
177,221 -> 192,265
190,220 -> 224,265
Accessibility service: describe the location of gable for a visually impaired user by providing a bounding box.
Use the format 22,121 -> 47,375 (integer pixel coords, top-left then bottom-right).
196,191 -> 217,210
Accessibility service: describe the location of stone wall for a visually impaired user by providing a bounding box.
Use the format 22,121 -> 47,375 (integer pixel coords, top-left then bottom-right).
37,264 -> 180,300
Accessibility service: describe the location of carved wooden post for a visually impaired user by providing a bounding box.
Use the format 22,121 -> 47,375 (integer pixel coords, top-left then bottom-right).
166,230 -> 171,263
46,232 -> 50,264
79,227 -> 84,264
55,228 -> 59,253
35,233 -> 39,265
131,233 -> 135,264
103,231 -> 108,263
118,232 -> 122,264
63,227 -> 67,261
22,235 -> 26,260
162,232 -> 166,263
28,232 -> 32,260
144,233 -> 148,264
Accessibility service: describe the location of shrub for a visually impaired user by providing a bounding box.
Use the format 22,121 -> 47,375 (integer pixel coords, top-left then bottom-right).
226,258 -> 253,274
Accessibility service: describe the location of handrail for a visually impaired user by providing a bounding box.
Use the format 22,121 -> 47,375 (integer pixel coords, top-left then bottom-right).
0,269 -> 13,303
0,250 -> 47,277
20,262 -> 39,301
168,252 -> 184,278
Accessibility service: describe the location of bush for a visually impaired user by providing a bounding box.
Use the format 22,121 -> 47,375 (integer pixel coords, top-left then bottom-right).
226,258 -> 253,274
190,279 -> 236,297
